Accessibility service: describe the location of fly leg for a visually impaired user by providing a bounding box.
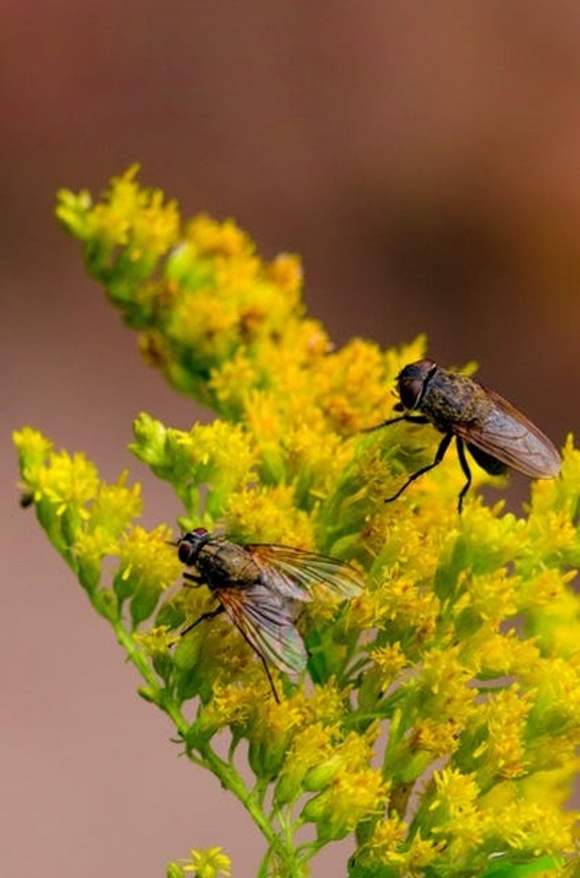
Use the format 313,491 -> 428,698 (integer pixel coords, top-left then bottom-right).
180,604 -> 225,637
361,413 -> 429,434
232,624 -> 281,704
385,432 -> 453,505
182,572 -> 206,588
178,604 -> 281,703
257,653 -> 281,705
455,438 -> 472,514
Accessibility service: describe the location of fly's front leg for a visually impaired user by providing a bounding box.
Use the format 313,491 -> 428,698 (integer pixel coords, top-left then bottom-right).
180,604 -> 225,637
361,413 -> 429,434
385,432 -> 453,504
183,571 -> 205,588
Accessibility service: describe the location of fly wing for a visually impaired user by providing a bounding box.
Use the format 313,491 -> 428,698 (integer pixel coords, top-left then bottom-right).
218,583 -> 307,674
246,544 -> 364,601
454,385 -> 561,478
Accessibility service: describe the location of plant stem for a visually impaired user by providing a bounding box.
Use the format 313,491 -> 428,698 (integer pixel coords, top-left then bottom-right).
111,615 -> 305,876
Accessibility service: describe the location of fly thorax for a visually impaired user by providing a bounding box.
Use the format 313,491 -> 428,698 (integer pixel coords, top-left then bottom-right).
421,371 -> 481,431
198,542 -> 259,590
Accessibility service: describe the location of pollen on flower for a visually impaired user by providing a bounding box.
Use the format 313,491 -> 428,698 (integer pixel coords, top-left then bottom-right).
244,690 -> 313,779
76,165 -> 179,256
135,625 -> 176,657
426,767 -> 487,859
13,427 -> 53,465
277,721 -> 339,801
378,515 -> 445,585
371,642 -> 408,679
488,798 -> 575,856
471,687 -> 533,781
117,525 -> 181,592
429,767 -> 480,815
35,449 -> 100,516
303,765 -> 387,838
74,528 -> 117,567
313,338 -> 389,433
225,483 -> 315,547
286,423 -> 354,501
363,819 -> 443,871
468,628 -> 540,677
208,351 -> 259,413
169,420 -> 256,515
131,187 -> 180,255
306,682 -> 353,725
171,295 -> 241,361
527,568 -> 576,610
261,690 -> 309,735
88,472 -> 143,537
202,681 -> 256,727
265,252 -> 303,297
179,846 -> 232,877
413,646 -> 477,729
363,813 -> 408,858
465,568 -> 519,622
373,571 -> 440,643
411,719 -> 462,758
526,654 -> 580,737
186,214 -> 253,259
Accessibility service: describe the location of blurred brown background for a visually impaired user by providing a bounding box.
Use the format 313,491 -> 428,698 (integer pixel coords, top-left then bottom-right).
3,3 -> 580,876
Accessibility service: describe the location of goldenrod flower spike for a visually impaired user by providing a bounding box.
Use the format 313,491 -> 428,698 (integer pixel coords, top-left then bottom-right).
13,168 -> 580,875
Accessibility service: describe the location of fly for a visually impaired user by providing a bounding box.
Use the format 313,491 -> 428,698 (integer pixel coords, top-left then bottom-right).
364,358 -> 560,513
176,527 -> 363,702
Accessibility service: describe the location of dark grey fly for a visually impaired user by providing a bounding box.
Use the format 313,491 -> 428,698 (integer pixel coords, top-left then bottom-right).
176,528 -> 363,701
365,359 -> 560,513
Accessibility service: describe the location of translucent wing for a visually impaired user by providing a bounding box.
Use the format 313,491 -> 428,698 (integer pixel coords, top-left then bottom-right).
454,385 -> 561,479
218,583 -> 307,674
245,544 -> 364,601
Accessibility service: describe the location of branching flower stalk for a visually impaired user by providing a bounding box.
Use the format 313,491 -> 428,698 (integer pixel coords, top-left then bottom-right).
14,167 -> 580,877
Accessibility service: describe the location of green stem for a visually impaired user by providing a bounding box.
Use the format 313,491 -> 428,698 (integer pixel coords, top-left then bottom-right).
109,614 -> 305,876
256,851 -> 271,878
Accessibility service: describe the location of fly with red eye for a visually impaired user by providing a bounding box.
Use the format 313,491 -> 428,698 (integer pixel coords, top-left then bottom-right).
175,527 -> 364,702
364,359 -> 561,513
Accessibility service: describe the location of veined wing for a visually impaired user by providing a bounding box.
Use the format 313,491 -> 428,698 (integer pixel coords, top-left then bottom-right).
454,385 -> 561,479
246,544 -> 364,601
218,583 -> 307,674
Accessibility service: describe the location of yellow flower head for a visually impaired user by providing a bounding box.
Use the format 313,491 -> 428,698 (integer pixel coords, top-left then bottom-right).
176,846 -> 231,878
23,169 -> 580,877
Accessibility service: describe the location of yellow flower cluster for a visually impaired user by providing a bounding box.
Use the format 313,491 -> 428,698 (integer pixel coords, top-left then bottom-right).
14,168 -> 580,876
168,846 -> 231,878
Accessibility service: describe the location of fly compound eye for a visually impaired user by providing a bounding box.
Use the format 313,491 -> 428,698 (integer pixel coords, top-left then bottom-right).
177,537 -> 196,565
177,528 -> 210,565
396,359 -> 436,411
398,375 -> 424,410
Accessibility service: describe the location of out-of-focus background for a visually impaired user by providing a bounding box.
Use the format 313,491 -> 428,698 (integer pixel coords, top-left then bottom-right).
3,4 -> 580,876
